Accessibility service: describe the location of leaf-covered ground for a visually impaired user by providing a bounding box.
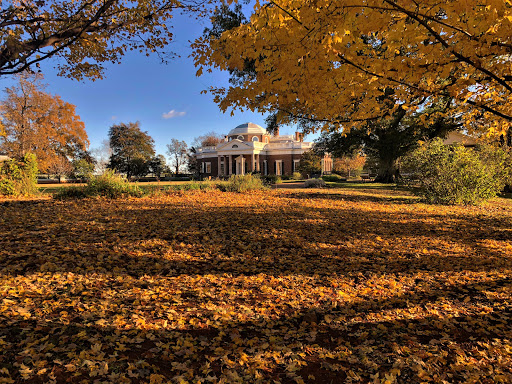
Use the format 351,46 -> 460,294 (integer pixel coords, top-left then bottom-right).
1,188 -> 512,383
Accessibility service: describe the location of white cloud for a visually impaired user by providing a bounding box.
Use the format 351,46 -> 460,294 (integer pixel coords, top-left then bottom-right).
162,110 -> 186,119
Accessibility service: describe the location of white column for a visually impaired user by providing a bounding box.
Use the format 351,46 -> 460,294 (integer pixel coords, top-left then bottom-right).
241,156 -> 245,175
218,156 -> 221,177
252,153 -> 256,172
228,155 -> 232,175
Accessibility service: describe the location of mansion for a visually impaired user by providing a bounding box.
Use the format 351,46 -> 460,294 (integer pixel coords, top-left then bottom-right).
195,123 -> 332,177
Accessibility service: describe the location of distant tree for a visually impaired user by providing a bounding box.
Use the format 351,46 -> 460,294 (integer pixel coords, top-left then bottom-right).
72,158 -> 95,181
298,150 -> 322,177
47,155 -> 73,183
148,155 -> 167,179
0,72 -> 89,172
335,154 -> 366,178
0,0 -> 210,81
187,147 -> 200,177
192,131 -> 224,148
90,140 -> 112,174
166,139 -> 188,175
108,122 -> 155,179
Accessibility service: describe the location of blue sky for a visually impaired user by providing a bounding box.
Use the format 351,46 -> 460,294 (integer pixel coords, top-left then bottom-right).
0,7 -> 310,158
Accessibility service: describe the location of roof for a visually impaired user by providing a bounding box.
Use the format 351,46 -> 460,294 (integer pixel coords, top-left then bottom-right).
228,122 -> 268,136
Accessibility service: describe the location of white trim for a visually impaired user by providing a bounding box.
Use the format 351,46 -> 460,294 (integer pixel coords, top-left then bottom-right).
293,159 -> 300,172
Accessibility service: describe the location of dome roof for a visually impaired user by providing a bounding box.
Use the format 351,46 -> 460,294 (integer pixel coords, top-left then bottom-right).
228,122 -> 268,136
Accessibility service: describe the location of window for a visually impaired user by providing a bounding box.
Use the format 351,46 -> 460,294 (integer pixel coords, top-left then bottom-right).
263,160 -> 268,175
229,137 -> 232,141
220,162 -> 225,176
232,145 -> 238,148
237,135 -> 244,140
275,160 -> 283,176
205,162 -> 211,174
293,159 -> 300,172
252,136 -> 259,142
264,137 -> 269,143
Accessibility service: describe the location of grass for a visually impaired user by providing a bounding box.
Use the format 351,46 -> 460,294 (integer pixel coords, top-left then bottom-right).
1,186 -> 511,383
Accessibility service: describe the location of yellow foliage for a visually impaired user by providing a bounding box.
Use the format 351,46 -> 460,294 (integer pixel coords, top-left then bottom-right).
194,0 -> 512,135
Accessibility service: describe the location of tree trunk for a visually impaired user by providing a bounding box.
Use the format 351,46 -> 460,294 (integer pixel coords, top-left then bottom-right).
374,158 -> 400,183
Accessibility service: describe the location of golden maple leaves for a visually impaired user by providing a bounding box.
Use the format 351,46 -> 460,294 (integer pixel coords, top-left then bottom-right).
0,188 -> 511,383
194,0 -> 512,135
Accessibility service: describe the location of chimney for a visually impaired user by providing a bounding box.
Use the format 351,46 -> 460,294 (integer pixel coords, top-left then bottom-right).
274,126 -> 280,137
295,132 -> 304,142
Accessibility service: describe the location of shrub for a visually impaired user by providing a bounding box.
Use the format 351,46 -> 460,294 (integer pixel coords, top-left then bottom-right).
304,178 -> 326,188
322,174 -> 343,182
291,172 -> 303,180
0,153 -> 38,196
402,139 -> 512,205
218,174 -> 267,192
260,175 -> 282,186
55,170 -> 143,199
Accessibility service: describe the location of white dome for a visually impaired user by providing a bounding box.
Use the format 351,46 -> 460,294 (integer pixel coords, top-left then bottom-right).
228,122 -> 268,136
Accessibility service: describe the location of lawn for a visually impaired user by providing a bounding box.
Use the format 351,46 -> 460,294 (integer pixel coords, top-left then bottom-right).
1,187 -> 511,383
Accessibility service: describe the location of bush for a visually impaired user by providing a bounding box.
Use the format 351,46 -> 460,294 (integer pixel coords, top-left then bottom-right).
322,174 -> 343,182
402,139 -> 512,205
55,170 -> 143,199
218,174 -> 267,192
304,178 -> 326,188
0,153 -> 38,196
260,175 -> 282,186
291,172 -> 303,180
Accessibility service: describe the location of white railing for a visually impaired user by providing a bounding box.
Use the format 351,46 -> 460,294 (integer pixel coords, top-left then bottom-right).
197,146 -> 217,153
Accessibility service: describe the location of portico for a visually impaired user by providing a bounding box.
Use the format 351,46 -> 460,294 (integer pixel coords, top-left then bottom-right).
195,122 -> 323,177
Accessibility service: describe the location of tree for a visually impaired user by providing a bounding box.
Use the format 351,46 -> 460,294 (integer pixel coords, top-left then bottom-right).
166,139 -> 188,175
192,131 -> 224,148
0,0 -> 211,80
148,155 -> 168,179
315,107 -> 460,183
335,154 -> 366,178
297,150 -> 322,177
108,122 -> 155,179
193,1 -> 512,136
0,72 -> 89,172
90,140 -> 113,175
72,158 -> 95,181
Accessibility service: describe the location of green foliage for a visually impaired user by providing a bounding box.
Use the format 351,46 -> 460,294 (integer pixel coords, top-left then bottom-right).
218,174 -> 267,192
322,174 -> 343,182
403,139 -> 512,205
298,150 -> 322,176
260,175 -> 282,186
291,172 -> 302,180
0,153 -> 38,196
72,158 -> 95,180
55,170 -> 143,199
168,181 -> 216,192
108,122 -> 155,179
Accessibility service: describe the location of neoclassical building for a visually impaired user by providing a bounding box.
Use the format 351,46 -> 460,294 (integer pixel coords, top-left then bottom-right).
195,123 -> 332,177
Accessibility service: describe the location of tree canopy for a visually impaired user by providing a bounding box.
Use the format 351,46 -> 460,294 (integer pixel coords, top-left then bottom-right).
316,106 -> 461,182
193,0 -> 512,136
0,73 -> 89,172
0,0 -> 208,80
108,122 -> 155,178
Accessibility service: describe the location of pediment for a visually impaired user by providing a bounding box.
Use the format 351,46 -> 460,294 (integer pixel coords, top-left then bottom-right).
216,139 -> 252,150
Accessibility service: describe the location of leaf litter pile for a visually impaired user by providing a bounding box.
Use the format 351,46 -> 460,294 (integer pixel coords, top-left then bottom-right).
1,188 -> 512,384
